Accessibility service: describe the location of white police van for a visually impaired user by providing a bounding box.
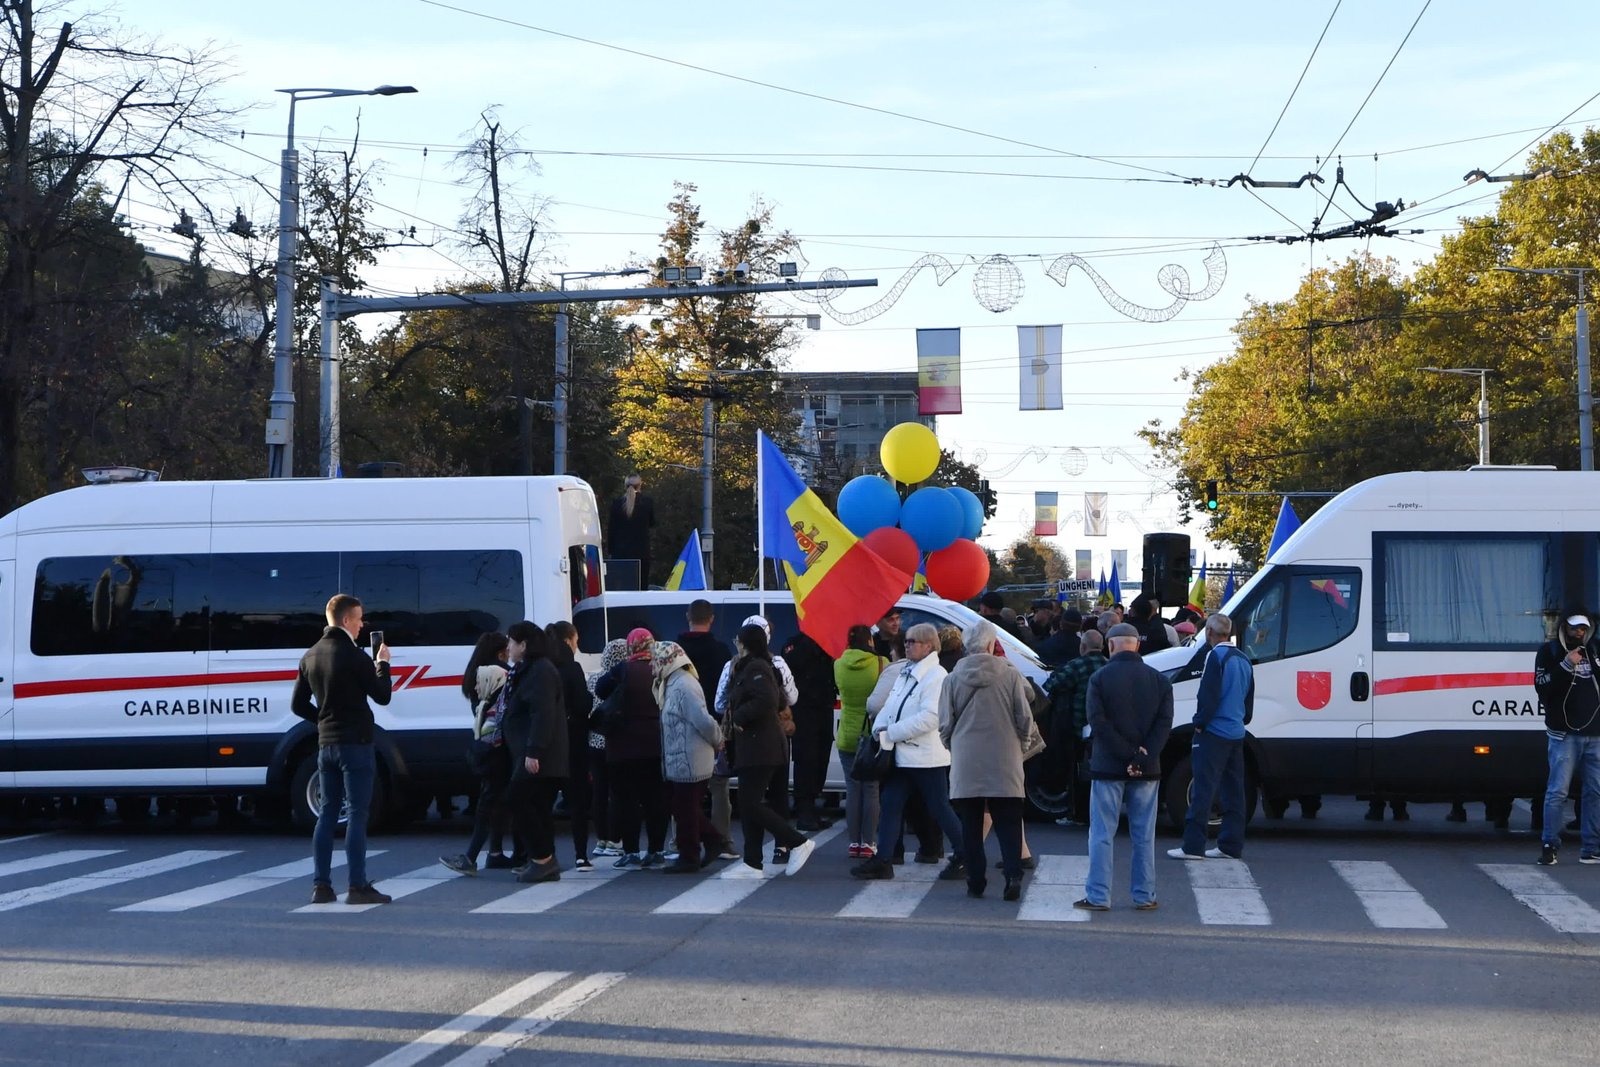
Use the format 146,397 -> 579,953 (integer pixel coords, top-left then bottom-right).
1145,468 -> 1576,826
0,474 -> 603,827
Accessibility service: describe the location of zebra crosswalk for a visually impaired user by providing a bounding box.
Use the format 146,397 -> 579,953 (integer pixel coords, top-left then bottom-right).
7,838 -> 1600,936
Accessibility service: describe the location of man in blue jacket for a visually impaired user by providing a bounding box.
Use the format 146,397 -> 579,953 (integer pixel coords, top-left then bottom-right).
1169,614 -> 1254,861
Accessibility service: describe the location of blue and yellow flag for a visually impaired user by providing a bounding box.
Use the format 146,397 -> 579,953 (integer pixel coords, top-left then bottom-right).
759,432 -> 907,656
665,529 -> 706,591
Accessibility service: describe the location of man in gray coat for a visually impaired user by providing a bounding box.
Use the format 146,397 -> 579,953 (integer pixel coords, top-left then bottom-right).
1076,623 -> 1173,912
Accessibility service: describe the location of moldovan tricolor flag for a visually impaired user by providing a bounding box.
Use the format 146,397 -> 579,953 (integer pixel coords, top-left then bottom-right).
665,530 -> 706,591
916,328 -> 962,415
758,432 -> 908,656
1187,556 -> 1207,613
1034,492 -> 1059,536
1018,325 -> 1064,410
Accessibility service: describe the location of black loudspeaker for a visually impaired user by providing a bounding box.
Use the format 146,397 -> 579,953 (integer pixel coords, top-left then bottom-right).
1142,533 -> 1192,608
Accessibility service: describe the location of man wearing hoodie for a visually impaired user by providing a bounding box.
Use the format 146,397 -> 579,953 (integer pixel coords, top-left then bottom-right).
1168,613 -> 1253,861
1534,611 -> 1600,866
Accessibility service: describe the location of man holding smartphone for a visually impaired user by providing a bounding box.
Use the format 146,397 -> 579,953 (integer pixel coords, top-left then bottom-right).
291,594 -> 393,905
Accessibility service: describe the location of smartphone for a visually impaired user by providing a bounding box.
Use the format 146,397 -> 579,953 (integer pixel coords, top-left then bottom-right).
369,630 -> 385,651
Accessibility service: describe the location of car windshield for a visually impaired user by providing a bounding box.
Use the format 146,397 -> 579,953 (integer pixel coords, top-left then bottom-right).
911,597 -> 1046,671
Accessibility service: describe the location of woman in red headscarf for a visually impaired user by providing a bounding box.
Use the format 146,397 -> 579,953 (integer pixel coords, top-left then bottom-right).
593,628 -> 669,868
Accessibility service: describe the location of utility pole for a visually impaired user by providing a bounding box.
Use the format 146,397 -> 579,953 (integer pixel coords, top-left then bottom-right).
1421,367 -> 1492,466
553,268 -> 648,475
1497,265 -> 1596,471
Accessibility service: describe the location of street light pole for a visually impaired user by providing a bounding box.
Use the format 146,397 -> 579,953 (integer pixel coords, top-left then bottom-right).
1421,366 -> 1492,465
553,268 -> 647,475
267,85 -> 416,478
1497,265 -> 1597,471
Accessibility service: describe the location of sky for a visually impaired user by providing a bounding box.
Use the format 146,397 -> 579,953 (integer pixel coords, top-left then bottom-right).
115,0 -> 1600,582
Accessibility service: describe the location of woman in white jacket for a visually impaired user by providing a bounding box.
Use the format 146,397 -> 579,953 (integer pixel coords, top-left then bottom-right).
849,623 -> 967,882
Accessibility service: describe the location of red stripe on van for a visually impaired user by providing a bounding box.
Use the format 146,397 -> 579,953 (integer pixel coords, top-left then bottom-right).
1372,672 -> 1534,696
15,669 -> 297,699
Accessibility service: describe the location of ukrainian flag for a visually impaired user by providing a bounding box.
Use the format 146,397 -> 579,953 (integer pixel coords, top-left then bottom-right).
759,432 -> 907,656
665,529 -> 707,591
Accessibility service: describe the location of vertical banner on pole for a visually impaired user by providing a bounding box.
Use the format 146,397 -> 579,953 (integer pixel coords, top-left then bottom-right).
916,328 -> 963,415
1084,492 -> 1109,536
1017,325 -> 1064,410
1112,549 -> 1128,583
1075,550 -> 1092,581
1034,492 -> 1059,536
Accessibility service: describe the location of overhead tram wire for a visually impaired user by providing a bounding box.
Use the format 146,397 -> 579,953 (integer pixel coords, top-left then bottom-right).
413,0 -> 1196,183
1246,0 -> 1343,175
1313,0 -> 1432,177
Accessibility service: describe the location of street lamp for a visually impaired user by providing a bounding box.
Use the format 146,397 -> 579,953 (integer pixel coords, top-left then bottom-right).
1421,367 -> 1493,465
267,84 -> 417,479
1496,265 -> 1596,471
553,268 -> 649,476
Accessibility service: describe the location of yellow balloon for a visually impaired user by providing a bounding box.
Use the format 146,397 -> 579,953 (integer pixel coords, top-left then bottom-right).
880,421 -> 941,484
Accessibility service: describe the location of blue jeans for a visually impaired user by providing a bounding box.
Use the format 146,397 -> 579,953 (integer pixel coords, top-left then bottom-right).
1181,732 -> 1246,858
313,743 -> 375,887
876,765 -> 963,861
838,748 -> 880,847
1542,731 -> 1600,852
1085,778 -> 1159,907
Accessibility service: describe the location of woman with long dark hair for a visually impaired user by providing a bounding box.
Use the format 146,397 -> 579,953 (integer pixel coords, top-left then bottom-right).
726,623 -> 814,879
500,621 -> 569,883
546,621 -> 595,870
440,633 -> 515,875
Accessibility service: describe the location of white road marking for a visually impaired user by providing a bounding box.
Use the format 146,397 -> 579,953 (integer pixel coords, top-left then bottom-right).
364,971 -> 569,1067
837,860 -> 940,919
116,851 -> 384,912
1186,856 -> 1271,925
1480,863 -> 1600,933
0,833 -> 55,847
472,864 -> 628,915
0,850 -> 122,880
440,972 -> 627,1067
0,850 -> 236,911
1330,860 -> 1446,929
655,824 -> 844,916
1017,855 -> 1092,922
296,864 -> 456,913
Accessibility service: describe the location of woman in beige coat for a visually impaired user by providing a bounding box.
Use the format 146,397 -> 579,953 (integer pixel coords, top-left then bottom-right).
939,619 -> 1036,900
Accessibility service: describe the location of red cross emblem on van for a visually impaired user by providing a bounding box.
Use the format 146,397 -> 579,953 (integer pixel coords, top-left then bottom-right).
1297,671 -> 1332,711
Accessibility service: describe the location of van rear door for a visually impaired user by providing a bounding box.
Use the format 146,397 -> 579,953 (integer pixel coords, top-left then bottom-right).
0,557 -> 14,788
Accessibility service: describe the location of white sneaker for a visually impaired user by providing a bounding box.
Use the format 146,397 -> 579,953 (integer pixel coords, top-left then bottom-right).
1166,847 -> 1205,860
724,862 -> 766,880
784,838 -> 816,876
1204,848 -> 1240,860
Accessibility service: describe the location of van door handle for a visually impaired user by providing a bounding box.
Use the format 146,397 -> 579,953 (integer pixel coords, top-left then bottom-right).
1350,672 -> 1370,702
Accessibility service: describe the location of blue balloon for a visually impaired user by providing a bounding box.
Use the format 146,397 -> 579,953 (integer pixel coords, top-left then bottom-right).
947,486 -> 984,541
899,486 -> 963,553
837,476 -> 901,537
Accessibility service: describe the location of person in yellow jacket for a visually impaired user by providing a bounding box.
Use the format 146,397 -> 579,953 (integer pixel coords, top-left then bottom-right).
835,624 -> 887,858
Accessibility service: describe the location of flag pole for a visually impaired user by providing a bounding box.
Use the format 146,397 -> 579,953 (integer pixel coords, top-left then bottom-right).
756,430 -> 767,615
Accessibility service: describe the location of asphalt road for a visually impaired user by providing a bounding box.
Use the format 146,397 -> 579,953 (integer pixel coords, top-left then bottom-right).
0,797 -> 1595,1067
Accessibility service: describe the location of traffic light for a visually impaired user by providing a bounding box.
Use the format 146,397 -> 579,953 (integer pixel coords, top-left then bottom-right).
1204,480 -> 1219,511
978,478 -> 997,517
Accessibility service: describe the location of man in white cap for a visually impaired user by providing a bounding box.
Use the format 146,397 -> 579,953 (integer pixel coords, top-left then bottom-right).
1535,609 -> 1600,865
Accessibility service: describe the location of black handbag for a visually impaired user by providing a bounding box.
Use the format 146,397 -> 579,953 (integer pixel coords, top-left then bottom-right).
466,737 -> 495,776
850,675 -> 918,783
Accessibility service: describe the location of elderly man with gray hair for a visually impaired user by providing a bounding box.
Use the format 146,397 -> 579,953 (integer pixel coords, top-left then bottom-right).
938,619 -> 1037,899
1076,622 -> 1173,911
851,622 -> 968,883
1168,613 -> 1254,862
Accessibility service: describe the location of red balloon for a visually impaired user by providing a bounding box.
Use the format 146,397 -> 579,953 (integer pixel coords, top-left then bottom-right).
925,539 -> 990,602
862,526 -> 919,579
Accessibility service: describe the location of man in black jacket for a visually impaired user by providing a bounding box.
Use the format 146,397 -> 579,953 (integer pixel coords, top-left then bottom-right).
1534,610 -> 1600,866
781,630 -> 839,831
607,473 -> 656,588
291,594 -> 393,905
678,600 -> 735,851
1077,623 -> 1173,911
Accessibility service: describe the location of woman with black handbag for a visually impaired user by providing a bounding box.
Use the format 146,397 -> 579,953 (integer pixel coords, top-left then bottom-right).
440,632 -> 514,876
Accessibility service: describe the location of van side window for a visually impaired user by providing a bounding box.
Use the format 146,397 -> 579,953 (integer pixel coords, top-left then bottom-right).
1233,566 -> 1361,664
342,550 -> 522,648
1379,535 -> 1553,650
210,553 -> 338,651
32,555 -> 210,656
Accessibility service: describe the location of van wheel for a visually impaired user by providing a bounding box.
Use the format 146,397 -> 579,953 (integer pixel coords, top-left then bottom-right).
1161,754 -> 1258,830
1023,753 -> 1073,822
288,751 -> 387,835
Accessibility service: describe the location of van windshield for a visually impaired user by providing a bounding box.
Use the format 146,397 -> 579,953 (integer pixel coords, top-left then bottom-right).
1232,565 -> 1361,664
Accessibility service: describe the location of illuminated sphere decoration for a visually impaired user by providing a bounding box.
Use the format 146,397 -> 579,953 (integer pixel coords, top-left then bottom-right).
972,254 -> 1025,313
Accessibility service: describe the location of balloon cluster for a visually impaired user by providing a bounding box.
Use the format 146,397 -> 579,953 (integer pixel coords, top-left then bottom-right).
835,422 -> 991,602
